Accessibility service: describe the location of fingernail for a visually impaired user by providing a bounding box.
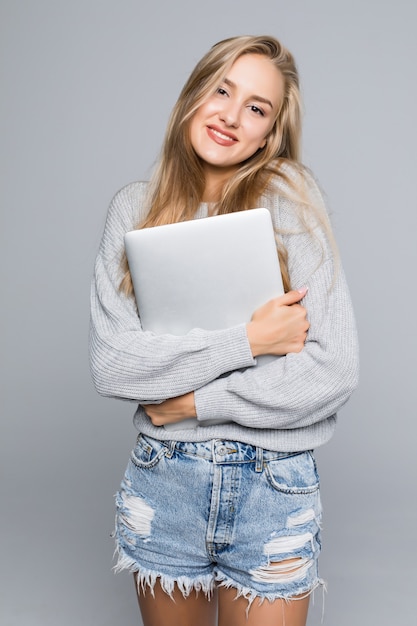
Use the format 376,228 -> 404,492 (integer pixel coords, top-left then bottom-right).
297,286 -> 308,295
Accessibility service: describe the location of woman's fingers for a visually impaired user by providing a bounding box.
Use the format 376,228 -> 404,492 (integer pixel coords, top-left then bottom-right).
247,287 -> 309,357
272,286 -> 308,306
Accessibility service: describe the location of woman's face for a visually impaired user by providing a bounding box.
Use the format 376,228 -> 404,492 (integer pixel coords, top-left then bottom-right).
189,53 -> 284,187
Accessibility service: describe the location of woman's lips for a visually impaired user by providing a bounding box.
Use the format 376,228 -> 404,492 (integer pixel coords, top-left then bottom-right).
206,125 -> 238,146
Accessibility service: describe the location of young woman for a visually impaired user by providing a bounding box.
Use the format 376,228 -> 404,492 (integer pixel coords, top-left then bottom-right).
90,35 -> 359,626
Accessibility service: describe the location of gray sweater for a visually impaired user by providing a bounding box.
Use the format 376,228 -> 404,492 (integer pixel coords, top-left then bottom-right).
90,175 -> 359,452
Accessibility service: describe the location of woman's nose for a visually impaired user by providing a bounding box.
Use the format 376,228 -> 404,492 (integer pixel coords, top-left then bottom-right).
219,102 -> 240,127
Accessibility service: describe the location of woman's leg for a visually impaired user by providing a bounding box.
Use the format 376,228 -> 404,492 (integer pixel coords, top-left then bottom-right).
135,576 -> 218,626
218,586 -> 309,626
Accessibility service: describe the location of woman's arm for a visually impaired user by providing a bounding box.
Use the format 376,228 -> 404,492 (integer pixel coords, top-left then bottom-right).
145,262 -> 358,430
149,175 -> 359,430
89,183 -> 257,403
193,173 -> 359,429
143,287 -> 310,425
193,259 -> 358,430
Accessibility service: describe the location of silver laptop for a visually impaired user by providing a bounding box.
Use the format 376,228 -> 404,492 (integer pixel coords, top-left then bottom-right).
124,208 -> 283,429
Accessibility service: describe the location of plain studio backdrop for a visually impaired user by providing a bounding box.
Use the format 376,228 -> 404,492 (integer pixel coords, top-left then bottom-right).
1,1 -> 416,624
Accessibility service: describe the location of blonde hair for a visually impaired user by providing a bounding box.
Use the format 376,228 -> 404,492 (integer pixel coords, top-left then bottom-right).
121,35 -> 333,295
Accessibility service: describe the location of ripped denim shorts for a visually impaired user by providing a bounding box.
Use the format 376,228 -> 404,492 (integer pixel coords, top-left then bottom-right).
114,434 -> 324,605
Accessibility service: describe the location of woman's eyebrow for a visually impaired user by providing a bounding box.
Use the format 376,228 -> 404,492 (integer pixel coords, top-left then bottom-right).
223,77 -> 274,109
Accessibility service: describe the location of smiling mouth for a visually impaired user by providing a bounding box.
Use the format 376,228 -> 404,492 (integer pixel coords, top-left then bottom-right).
209,126 -> 237,141
207,126 -> 238,144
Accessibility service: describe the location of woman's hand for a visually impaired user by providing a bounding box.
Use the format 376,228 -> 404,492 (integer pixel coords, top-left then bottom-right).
144,392 -> 196,426
246,287 -> 309,357
144,289 -> 308,424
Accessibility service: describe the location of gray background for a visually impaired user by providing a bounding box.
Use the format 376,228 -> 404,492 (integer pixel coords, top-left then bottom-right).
1,1 -> 416,624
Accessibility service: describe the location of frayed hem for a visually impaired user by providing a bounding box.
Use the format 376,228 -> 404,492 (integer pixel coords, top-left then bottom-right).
113,546 -> 215,601
215,570 -> 327,616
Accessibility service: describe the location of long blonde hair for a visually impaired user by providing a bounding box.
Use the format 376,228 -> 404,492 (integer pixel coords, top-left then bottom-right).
121,35 -> 332,295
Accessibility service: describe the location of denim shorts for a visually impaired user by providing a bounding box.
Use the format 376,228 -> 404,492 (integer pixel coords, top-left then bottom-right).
114,435 -> 323,605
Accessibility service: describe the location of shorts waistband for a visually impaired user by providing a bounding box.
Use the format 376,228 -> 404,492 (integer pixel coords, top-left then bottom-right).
150,436 -> 303,470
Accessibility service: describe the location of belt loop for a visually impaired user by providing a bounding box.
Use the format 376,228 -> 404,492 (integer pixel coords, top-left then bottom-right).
255,446 -> 263,472
165,440 -> 175,459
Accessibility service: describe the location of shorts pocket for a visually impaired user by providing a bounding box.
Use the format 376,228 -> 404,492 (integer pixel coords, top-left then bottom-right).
130,434 -> 168,469
264,451 -> 320,495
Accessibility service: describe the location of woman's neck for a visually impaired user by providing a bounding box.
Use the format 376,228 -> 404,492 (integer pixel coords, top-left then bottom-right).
202,165 -> 237,202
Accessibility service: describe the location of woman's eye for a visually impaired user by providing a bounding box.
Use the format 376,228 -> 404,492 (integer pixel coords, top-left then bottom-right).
250,105 -> 265,116
216,87 -> 228,96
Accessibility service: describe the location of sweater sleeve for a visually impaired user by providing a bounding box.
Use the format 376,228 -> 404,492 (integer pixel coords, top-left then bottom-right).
194,176 -> 359,430
89,183 -> 256,403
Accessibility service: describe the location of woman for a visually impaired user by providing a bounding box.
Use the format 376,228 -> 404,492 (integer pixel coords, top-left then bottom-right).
90,35 -> 359,626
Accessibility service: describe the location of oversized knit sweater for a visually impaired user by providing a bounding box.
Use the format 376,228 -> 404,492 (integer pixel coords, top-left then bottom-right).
89,173 -> 359,452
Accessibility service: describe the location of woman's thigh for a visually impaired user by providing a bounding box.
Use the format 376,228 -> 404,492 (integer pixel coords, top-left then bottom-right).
218,586 -> 309,626
136,577 -> 218,626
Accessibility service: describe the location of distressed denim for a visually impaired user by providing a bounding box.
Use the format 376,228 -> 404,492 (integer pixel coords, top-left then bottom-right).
114,434 -> 324,605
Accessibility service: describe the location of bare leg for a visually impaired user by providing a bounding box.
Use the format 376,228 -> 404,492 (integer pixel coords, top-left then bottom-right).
134,575 -> 217,626
218,587 -> 309,626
